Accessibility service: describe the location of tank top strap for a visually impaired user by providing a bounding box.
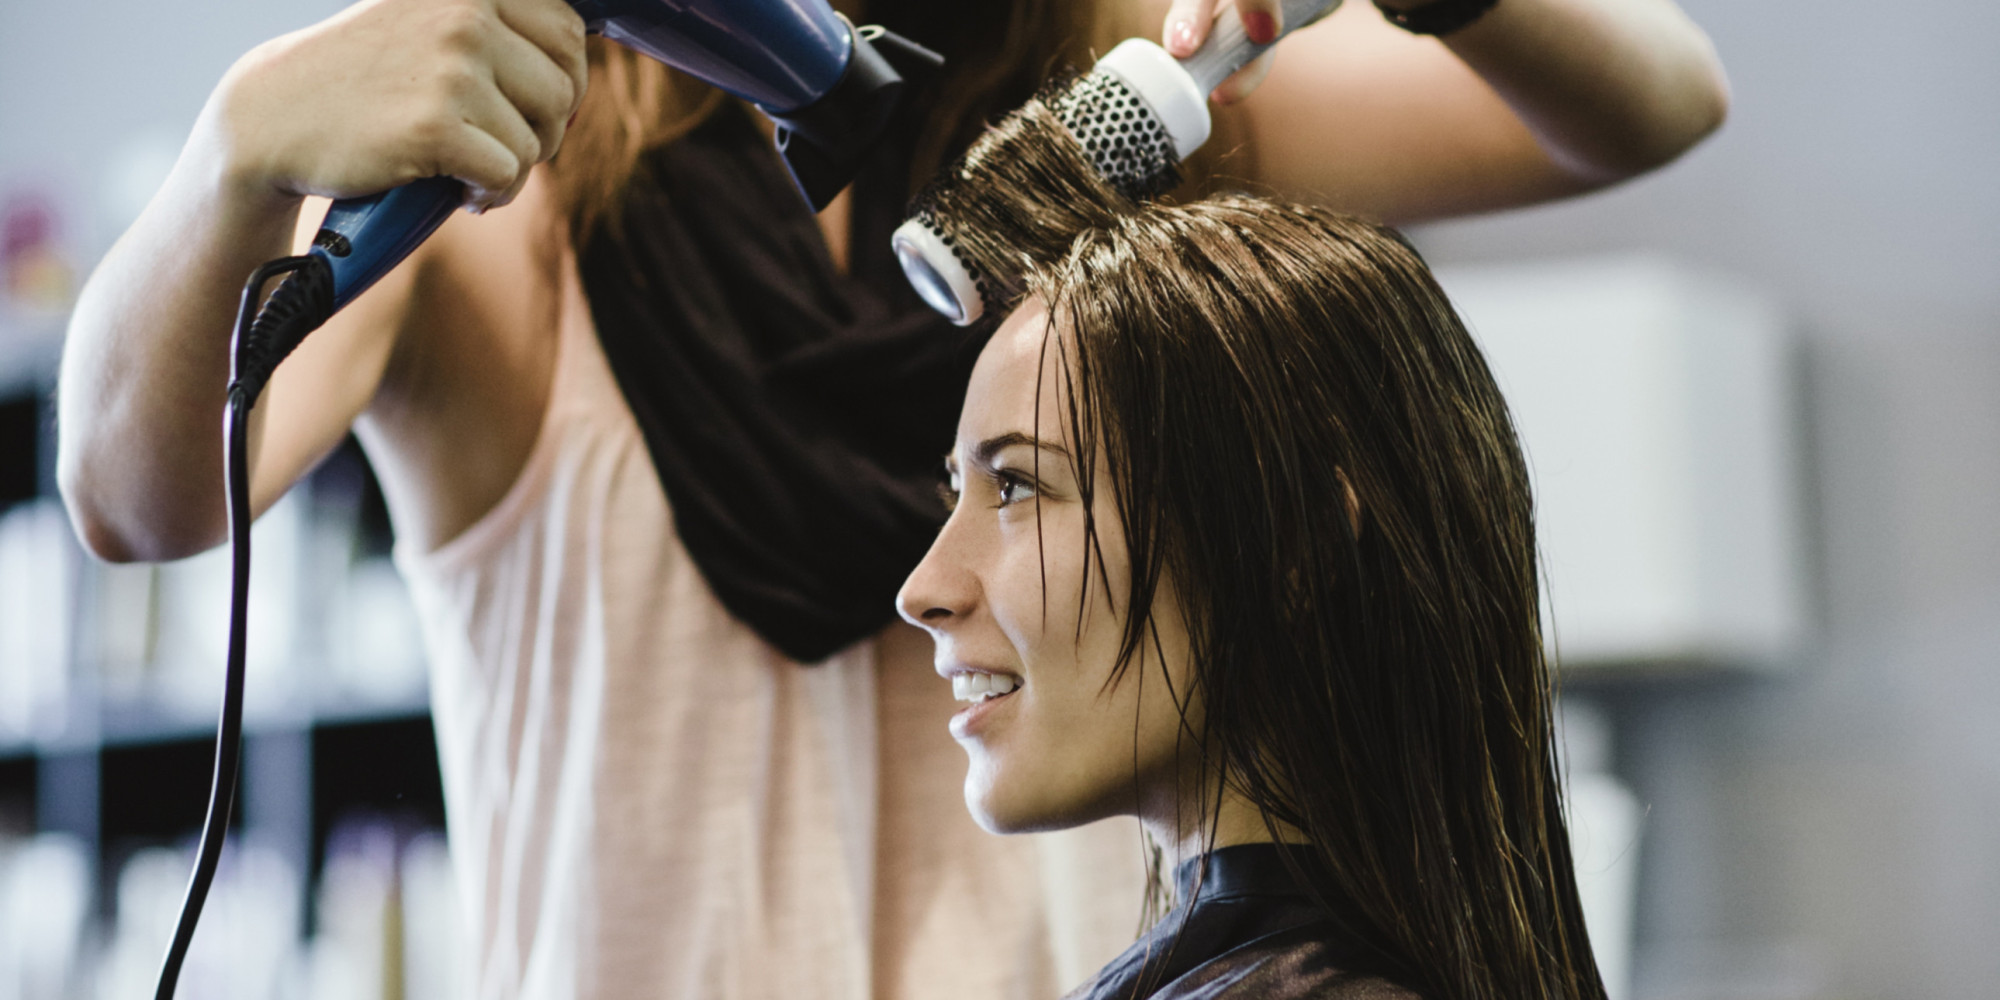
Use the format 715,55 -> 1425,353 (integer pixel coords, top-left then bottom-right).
546,247 -> 638,437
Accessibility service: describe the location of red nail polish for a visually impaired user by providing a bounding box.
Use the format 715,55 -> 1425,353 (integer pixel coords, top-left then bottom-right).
1244,10 -> 1278,45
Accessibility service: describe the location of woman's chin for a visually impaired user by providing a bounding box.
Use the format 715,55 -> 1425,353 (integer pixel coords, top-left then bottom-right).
962,767 -> 1114,836
962,771 -> 1030,835
961,766 -> 1053,835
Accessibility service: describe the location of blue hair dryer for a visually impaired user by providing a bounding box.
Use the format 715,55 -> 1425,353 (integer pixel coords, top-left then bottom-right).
309,0 -> 939,316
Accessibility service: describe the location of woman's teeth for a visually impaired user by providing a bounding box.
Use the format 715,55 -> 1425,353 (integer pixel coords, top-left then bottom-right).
951,672 -> 1022,703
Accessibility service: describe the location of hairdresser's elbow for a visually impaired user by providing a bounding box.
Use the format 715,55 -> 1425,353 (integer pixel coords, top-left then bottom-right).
1641,61 -> 1731,171
1693,64 -> 1734,147
63,498 -> 220,565
60,484 -> 164,566
58,451 -> 221,565
1573,60 -> 1732,186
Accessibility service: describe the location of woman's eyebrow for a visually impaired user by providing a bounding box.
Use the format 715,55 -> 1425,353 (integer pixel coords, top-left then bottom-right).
971,431 -> 1069,467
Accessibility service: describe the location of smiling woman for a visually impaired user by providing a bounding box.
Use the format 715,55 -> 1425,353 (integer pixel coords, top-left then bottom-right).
896,197 -> 1603,1000
907,338 -> 1201,839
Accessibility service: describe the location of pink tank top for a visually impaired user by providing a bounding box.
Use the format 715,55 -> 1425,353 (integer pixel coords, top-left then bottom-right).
393,260 -> 1146,1000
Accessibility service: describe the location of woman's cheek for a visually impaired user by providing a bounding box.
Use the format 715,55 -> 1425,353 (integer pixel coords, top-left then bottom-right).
959,696 -> 1065,834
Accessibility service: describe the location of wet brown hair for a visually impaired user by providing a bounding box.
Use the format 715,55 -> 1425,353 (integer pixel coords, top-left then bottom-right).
1017,197 -> 1607,1000
909,89 -> 1147,315
548,2 -> 1100,241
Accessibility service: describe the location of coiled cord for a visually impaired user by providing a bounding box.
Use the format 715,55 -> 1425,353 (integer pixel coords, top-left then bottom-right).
153,253 -> 333,1000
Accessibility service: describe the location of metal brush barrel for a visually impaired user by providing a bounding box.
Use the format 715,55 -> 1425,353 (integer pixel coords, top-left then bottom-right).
894,0 -> 1340,326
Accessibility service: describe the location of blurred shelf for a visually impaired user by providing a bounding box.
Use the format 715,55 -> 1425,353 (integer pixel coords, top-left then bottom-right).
0,306 -> 64,398
105,688 -> 431,748
0,687 -> 431,760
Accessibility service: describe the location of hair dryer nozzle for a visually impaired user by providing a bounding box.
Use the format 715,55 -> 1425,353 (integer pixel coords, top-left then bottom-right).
768,22 -> 942,210
580,2 -> 942,210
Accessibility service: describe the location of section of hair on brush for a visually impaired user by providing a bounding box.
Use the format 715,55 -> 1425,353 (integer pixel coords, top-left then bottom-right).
907,69 -> 1184,318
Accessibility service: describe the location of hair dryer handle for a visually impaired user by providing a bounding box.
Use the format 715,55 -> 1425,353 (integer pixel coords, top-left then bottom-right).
309,177 -> 465,313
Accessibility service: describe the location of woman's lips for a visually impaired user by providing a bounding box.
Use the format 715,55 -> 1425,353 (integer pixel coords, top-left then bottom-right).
948,685 -> 1019,740
943,669 -> 1023,740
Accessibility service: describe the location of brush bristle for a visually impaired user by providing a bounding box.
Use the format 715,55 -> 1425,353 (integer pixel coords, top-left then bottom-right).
1051,70 -> 1182,201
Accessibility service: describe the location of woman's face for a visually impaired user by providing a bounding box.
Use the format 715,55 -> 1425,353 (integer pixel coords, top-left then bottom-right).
897,299 -> 1197,835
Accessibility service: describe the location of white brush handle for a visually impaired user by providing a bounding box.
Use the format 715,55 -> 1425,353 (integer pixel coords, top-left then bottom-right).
1178,0 -> 1343,95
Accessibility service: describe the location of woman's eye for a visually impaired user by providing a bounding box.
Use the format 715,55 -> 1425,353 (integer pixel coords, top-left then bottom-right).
994,472 -> 1038,508
936,480 -> 960,513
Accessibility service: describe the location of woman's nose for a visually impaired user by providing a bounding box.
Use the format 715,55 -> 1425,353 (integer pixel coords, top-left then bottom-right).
897,528 -> 977,629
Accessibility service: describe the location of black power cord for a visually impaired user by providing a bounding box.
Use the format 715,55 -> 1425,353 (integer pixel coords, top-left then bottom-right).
153,254 -> 334,1000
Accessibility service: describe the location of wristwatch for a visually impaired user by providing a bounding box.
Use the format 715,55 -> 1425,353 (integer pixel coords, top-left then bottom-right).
1374,0 -> 1501,36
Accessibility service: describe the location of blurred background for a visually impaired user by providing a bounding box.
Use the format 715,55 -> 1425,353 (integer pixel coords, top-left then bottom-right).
0,1 -> 1994,998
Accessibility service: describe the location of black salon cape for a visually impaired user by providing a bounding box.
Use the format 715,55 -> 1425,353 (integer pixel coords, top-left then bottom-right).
580,103 -> 981,662
1068,845 -> 1422,1000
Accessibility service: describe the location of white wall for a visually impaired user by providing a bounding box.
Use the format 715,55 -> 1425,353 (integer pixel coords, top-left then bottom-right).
0,0 -> 341,241
0,0 -> 340,394
1411,2 -> 2000,996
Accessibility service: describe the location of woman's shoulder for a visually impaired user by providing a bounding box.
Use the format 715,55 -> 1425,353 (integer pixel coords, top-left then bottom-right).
1067,844 -> 1426,1000
1151,920 -> 1424,1000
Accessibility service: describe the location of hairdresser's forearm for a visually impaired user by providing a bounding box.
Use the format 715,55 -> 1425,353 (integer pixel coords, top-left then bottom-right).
1409,0 -> 1729,181
57,129 -> 301,562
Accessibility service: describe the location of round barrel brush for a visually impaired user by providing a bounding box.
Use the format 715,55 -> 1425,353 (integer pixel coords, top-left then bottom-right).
893,0 -> 1341,325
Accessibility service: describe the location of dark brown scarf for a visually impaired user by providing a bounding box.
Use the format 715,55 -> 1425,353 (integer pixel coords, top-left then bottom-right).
580,102 -> 982,662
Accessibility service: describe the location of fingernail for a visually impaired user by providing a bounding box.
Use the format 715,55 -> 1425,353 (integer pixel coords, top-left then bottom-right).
1244,10 -> 1278,45
1170,19 -> 1197,55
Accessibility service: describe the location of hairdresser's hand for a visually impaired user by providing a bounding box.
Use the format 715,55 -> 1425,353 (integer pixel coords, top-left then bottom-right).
1161,0 -> 1282,104
203,0 -> 588,213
